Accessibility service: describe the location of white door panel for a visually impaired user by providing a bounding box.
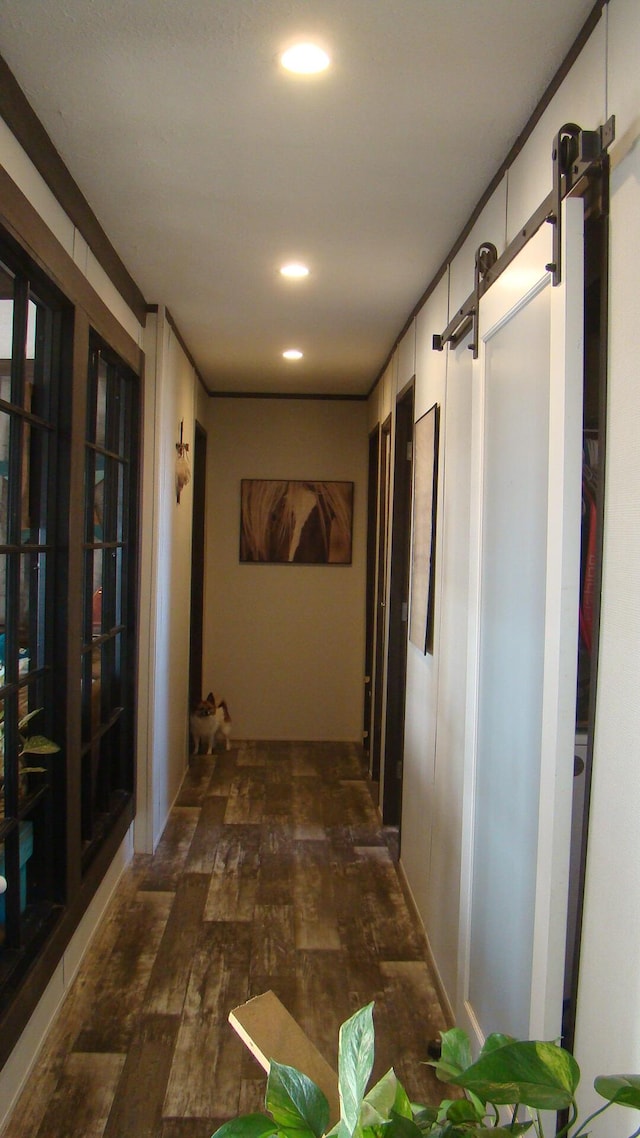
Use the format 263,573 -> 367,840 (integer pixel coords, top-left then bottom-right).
459,199 -> 583,1045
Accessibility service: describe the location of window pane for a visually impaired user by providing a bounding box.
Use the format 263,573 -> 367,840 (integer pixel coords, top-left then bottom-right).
93,461 -> 105,541
92,550 -> 103,637
0,555 -> 7,687
115,374 -> 126,457
0,410 -> 10,545
19,551 -> 46,672
22,423 -> 50,545
95,357 -> 107,449
0,265 -> 15,405
26,297 -> 54,421
115,461 -> 126,544
100,456 -> 114,543
0,696 -> 4,822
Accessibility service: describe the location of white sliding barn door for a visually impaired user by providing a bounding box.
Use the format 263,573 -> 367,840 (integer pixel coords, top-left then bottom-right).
459,199 -> 583,1045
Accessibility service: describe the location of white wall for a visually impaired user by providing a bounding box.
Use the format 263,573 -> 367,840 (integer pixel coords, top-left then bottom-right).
137,308 -> 198,852
203,397 -> 368,741
573,0 -> 640,1119
370,2 -> 640,1127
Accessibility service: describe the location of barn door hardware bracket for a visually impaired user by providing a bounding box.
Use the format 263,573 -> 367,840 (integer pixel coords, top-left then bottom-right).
432,115 -> 615,352
547,119 -> 615,285
432,242 -> 497,355
470,243 -> 498,358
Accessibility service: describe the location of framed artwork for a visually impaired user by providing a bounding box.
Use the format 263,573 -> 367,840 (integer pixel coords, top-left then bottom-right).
409,403 -> 440,653
240,479 -> 354,564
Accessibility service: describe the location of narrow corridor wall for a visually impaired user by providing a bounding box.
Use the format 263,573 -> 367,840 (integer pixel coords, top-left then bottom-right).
203,397 -> 368,741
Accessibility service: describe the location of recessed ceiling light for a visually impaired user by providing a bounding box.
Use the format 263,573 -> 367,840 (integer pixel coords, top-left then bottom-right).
280,262 -> 310,279
280,43 -> 330,75
283,349 -> 303,360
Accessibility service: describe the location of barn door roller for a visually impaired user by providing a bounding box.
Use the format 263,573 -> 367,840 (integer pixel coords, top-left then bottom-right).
433,115 -> 615,355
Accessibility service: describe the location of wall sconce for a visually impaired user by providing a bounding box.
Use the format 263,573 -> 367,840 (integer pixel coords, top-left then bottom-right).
175,420 -> 191,504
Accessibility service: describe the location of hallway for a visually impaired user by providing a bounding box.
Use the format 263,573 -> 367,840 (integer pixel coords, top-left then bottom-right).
2,741 -> 449,1138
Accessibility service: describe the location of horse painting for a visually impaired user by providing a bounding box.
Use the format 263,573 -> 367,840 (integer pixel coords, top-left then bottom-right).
240,480 -> 353,564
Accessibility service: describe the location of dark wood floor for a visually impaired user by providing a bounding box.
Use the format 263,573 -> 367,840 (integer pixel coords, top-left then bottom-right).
3,741 -> 449,1138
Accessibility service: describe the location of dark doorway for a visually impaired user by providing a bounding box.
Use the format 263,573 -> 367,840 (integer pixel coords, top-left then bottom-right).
382,382 -> 415,826
363,426 -> 380,765
370,416 -> 392,787
189,421 -> 207,708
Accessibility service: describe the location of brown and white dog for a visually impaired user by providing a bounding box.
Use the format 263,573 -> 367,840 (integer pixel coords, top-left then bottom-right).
190,692 -> 232,753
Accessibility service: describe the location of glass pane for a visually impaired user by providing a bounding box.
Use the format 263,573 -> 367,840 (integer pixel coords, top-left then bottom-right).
92,550 -> 103,638
81,646 -> 102,744
0,696 -> 4,822
20,551 -> 46,672
99,456 -> 113,544
115,547 -> 123,627
115,373 -> 126,457
93,459 -> 105,541
0,264 -> 15,406
26,296 -> 53,422
0,410 -> 10,545
22,423 -> 50,545
95,357 -> 108,449
0,554 -> 7,688
117,462 -> 125,543
24,300 -> 36,396
0,836 -> 6,939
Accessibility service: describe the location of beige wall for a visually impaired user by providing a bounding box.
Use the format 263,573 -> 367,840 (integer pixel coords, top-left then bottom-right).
202,396 -> 368,741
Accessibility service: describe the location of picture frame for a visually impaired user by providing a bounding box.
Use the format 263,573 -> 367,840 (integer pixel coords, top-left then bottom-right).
409,403 -> 440,653
239,479 -> 354,565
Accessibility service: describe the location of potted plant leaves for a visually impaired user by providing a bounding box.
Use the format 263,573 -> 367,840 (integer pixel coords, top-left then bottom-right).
211,1002 -> 640,1138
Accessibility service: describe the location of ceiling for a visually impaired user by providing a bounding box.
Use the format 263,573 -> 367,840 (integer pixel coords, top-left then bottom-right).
0,0 -> 597,397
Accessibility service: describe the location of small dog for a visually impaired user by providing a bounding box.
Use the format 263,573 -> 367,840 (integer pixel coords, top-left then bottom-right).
190,692 -> 232,754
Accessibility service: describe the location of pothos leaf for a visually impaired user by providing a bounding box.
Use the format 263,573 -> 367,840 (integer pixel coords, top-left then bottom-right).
430,1029 -> 473,1083
20,735 -> 60,754
594,1074 -> 640,1110
452,1040 -> 580,1110
338,1003 -> 375,1138
266,1061 -> 330,1138
210,1114 -> 278,1138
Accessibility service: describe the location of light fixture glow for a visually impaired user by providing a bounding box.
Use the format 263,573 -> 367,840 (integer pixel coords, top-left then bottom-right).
280,262 -> 310,279
280,42 -> 330,75
283,349 -> 303,360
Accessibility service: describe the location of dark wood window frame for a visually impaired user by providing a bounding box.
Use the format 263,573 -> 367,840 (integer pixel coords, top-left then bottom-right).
0,168 -> 144,1069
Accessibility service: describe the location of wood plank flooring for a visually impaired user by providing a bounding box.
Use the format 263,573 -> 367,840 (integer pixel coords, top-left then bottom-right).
2,741 -> 449,1138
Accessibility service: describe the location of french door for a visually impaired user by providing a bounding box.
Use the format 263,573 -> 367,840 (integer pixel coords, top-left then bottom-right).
458,198 -> 584,1044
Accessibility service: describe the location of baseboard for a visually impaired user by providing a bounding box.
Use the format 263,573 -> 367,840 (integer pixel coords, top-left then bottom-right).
395,857 -> 456,1028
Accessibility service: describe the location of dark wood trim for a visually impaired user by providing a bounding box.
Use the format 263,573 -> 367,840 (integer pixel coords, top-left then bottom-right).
368,0 -> 607,396
66,309 -> 91,897
209,390 -> 367,402
164,307 -> 209,394
364,426 -> 381,760
189,421 -> 208,708
371,416 -> 392,785
0,53 -> 148,326
382,383 -> 414,827
0,167 -> 143,376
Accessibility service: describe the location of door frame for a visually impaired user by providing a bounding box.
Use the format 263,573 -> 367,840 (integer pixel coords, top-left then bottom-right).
382,380 -> 414,827
189,420 -> 207,708
370,416 -> 391,787
364,425 -> 380,765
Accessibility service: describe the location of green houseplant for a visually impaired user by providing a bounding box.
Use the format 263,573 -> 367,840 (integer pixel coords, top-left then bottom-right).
0,708 -> 60,814
212,1003 -> 640,1138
